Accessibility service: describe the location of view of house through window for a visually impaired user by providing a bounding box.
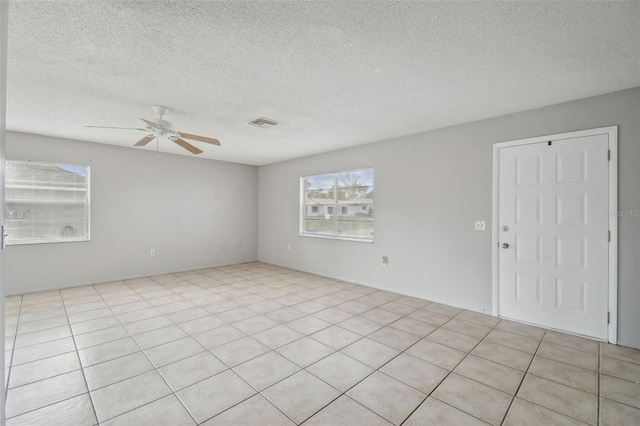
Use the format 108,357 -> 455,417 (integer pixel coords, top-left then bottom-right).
5,160 -> 90,245
301,168 -> 373,241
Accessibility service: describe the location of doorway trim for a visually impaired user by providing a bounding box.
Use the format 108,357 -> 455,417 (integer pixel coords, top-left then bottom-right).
491,126 -> 618,343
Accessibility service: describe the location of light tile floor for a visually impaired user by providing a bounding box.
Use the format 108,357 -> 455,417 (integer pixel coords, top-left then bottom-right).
4,262 -> 640,425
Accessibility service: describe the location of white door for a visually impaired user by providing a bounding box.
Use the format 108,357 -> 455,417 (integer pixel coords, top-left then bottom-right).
498,133 -> 610,339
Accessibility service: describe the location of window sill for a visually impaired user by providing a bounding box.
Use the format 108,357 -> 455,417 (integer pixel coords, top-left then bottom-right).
299,233 -> 374,243
7,237 -> 91,246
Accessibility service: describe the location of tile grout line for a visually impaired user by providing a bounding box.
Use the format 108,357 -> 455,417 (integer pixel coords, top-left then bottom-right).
521,344 -> 602,395
504,331 -> 605,426
597,342 -> 601,426
523,368 -> 600,396
5,293 -> 107,422
4,294 -> 24,403
181,285 -> 375,424
7,278 -> 482,425
167,285 -> 487,423
92,268 -> 295,425
149,268 -> 326,425
89,277 -> 203,425
10,302 -> 193,368
13,270 -> 374,358
598,396 -> 640,411
59,288 -> 101,426
315,394 -> 392,426
170,276 -> 407,424
497,328 -> 548,425
6,264 -> 630,425
150,268 -> 304,425
398,312 -> 504,426
247,303 -> 487,424
205,373 -> 297,425
190,270 -> 556,422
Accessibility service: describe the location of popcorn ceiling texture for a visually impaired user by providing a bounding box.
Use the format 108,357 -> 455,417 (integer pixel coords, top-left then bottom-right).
6,1 -> 640,165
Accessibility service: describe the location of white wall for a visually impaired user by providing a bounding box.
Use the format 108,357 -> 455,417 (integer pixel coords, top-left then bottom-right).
258,87 -> 640,349
5,132 -> 258,294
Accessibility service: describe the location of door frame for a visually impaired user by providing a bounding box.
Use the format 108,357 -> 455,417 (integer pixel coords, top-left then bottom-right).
491,126 -> 618,343
1,0 -> 8,418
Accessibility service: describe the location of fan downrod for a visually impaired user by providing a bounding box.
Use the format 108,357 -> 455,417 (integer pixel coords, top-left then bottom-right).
151,105 -> 171,118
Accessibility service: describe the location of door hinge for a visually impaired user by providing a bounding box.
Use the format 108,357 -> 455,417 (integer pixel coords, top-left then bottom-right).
608,230 -> 611,242
608,312 -> 611,324
608,150 -> 611,161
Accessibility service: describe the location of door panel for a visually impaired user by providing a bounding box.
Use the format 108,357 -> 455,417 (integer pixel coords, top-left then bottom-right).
499,134 -> 609,339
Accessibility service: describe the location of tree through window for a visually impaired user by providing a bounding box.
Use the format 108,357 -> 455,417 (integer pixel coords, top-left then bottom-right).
301,168 -> 373,241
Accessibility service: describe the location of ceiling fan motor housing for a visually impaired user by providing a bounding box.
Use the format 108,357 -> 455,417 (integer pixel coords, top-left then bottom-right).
148,105 -> 173,129
154,119 -> 172,129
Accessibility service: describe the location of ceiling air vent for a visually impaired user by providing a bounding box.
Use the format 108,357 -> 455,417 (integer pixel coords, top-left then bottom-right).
248,117 -> 279,129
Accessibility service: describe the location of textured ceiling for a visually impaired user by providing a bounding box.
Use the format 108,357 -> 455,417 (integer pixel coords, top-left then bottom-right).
7,1 -> 640,165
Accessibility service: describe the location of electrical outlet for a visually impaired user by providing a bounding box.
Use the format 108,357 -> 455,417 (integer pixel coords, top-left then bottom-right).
150,249 -> 156,256
475,221 -> 486,231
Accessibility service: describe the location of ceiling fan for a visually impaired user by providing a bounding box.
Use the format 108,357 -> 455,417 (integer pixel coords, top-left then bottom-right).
86,105 -> 220,155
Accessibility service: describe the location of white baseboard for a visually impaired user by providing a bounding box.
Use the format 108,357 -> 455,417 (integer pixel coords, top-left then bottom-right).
258,259 -> 492,316
5,258 -> 259,296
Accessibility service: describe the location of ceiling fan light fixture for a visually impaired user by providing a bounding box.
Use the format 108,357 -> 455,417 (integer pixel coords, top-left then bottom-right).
248,117 -> 279,129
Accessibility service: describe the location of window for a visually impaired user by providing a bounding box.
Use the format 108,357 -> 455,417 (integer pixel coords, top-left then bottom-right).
5,160 -> 90,245
301,168 -> 373,241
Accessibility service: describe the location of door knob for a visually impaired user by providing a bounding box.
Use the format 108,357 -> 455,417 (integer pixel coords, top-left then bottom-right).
501,243 -> 509,249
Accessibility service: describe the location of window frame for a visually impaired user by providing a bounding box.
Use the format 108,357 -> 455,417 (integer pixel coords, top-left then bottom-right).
5,160 -> 91,246
299,167 -> 374,243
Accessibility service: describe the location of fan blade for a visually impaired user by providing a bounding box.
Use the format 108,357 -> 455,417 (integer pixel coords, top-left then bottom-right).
140,118 -> 162,130
85,125 -> 147,131
172,138 -> 203,154
134,135 -> 155,146
178,132 -> 221,146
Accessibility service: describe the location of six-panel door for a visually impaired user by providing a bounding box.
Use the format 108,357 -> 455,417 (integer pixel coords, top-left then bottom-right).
499,134 -> 609,339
